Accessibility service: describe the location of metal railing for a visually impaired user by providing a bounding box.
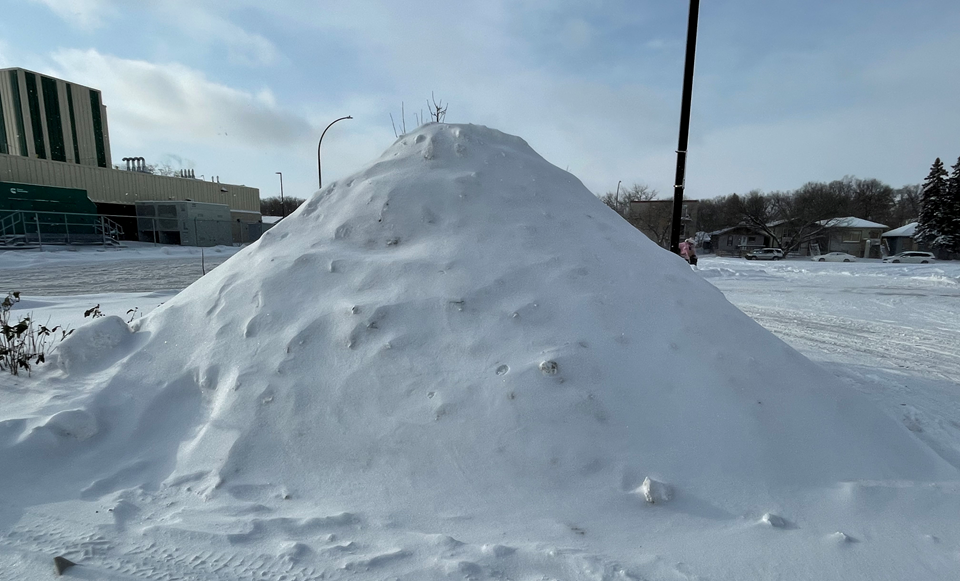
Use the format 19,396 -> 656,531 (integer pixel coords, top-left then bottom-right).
0,210 -> 124,249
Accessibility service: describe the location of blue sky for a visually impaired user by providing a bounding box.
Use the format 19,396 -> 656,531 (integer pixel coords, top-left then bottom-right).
2,0 -> 958,202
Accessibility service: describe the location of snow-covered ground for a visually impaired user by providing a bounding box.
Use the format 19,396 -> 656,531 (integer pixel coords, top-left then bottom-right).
701,256 -> 960,473
1,243 -> 240,296
2,125 -> 959,580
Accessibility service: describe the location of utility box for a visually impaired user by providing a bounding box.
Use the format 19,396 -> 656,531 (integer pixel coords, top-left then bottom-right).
0,181 -> 97,214
136,201 -> 232,247
1,181 -> 102,243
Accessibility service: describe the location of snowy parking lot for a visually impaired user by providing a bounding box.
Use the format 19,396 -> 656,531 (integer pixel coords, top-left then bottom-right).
1,243 -> 239,296
700,255 -> 960,470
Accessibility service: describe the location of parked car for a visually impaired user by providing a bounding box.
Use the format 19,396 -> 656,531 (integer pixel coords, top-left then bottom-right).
883,251 -> 935,264
745,248 -> 784,260
812,252 -> 857,262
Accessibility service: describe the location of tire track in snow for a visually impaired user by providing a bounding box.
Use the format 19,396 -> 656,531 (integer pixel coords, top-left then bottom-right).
734,304 -> 960,471
739,305 -> 960,383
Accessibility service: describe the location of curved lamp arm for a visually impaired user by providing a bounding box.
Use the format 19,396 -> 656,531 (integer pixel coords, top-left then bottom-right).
318,116 -> 353,189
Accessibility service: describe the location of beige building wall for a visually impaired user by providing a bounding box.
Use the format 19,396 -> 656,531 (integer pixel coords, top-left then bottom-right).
1,67 -> 258,223
0,71 -> 28,157
0,152 -> 260,217
0,68 -> 111,168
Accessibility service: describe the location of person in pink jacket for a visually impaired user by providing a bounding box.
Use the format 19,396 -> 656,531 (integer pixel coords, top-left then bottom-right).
680,238 -> 698,265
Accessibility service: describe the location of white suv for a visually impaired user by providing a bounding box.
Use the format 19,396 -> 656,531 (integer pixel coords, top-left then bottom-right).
745,248 -> 784,260
883,251 -> 935,264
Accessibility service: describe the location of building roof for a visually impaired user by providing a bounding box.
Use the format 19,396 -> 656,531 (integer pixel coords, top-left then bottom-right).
882,222 -> 917,237
765,219 -> 794,228
0,66 -> 102,93
817,216 -> 889,229
708,224 -> 766,236
262,215 -> 284,224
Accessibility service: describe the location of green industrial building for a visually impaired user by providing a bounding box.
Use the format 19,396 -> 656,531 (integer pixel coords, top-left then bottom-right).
0,67 -> 262,247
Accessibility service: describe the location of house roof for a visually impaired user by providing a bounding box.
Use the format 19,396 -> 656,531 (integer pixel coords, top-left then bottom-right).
817,216 -> 889,229
765,219 -> 792,228
882,222 -> 917,237
708,224 -> 766,236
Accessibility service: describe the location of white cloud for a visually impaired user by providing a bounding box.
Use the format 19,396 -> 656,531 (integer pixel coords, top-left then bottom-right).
31,0 -> 279,66
154,4 -> 281,67
689,100 -> 960,198
48,49 -> 309,148
23,1 -> 960,201
29,0 -> 112,30
40,49 -> 395,200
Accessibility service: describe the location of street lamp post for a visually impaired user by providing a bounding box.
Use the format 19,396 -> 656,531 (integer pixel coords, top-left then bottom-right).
275,171 -> 285,217
669,0 -> 701,255
318,116 -> 353,189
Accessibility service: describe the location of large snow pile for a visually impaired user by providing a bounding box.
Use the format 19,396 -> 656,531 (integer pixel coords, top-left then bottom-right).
2,124 -> 959,580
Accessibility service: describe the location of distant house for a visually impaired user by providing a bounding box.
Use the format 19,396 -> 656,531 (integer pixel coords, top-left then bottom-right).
810,217 -> 888,258
708,224 -> 770,256
881,222 -> 919,255
626,199 -> 699,249
764,219 -> 805,250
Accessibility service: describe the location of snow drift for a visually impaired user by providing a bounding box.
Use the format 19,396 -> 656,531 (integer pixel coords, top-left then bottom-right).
3,124 -> 958,580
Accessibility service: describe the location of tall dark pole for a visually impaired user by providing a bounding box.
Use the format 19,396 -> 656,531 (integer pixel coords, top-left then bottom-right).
670,0 -> 701,255
275,171 -> 285,218
318,115 -> 353,189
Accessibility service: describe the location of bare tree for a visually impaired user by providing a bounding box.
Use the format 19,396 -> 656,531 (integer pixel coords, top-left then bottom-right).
766,182 -> 850,253
623,184 -> 658,202
611,184 -> 672,247
143,162 -> 180,177
697,193 -> 743,233
735,190 -> 784,246
428,92 -> 447,123
261,196 -> 305,216
629,201 -> 674,248
891,184 -> 922,226
391,94 -> 448,137
850,178 -> 895,224
599,183 -> 657,218
598,192 -> 628,217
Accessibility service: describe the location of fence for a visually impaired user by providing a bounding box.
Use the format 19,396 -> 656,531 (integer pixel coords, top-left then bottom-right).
0,209 -> 124,248
2,209 -> 266,249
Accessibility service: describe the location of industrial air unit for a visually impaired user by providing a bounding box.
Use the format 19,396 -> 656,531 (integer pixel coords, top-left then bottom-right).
135,201 -> 232,247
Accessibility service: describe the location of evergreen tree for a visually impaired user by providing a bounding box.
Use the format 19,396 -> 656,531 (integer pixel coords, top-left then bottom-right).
914,158 -> 949,249
946,157 -> 960,253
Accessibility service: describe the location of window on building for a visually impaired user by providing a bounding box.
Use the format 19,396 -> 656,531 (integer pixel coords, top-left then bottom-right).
65,85 -> 81,164
9,71 -> 28,156
41,76 -> 66,162
23,71 -> 47,159
0,90 -> 8,155
726,235 -> 733,246
842,231 -> 861,243
89,89 -> 107,168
